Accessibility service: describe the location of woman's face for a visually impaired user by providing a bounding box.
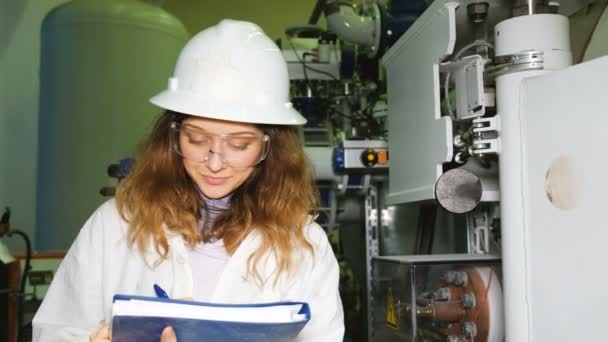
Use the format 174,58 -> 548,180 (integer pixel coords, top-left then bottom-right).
179,116 -> 264,199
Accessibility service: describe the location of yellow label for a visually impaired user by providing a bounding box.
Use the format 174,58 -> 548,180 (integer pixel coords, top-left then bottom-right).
386,287 -> 398,329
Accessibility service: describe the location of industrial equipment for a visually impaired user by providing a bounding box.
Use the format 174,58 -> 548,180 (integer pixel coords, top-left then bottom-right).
99,158 -> 135,197
375,0 -> 607,341
296,0 -> 608,341
372,255 -> 502,341
0,208 -> 32,342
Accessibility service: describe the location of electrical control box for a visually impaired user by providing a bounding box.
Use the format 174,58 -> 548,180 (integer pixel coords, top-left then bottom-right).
371,254 -> 503,342
333,140 -> 389,174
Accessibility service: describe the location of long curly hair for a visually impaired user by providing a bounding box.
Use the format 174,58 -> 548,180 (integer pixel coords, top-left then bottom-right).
115,111 -> 318,283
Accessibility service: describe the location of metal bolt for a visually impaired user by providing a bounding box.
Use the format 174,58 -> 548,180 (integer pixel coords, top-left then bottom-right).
453,135 -> 466,148
444,271 -> 468,286
343,82 -> 351,96
467,2 -> 489,23
472,121 -> 485,129
454,152 -> 468,164
468,146 -> 476,156
461,292 -> 476,308
473,142 -> 489,150
433,287 -> 451,301
443,270 -> 455,283
463,321 -> 477,337
454,271 -> 468,286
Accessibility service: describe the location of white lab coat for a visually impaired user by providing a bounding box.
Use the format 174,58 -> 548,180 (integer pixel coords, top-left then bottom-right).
32,199 -> 344,342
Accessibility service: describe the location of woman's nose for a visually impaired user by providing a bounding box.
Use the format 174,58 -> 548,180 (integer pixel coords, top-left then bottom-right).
206,150 -> 225,171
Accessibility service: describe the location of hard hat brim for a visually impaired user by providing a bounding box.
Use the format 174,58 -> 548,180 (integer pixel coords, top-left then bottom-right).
150,90 -> 307,126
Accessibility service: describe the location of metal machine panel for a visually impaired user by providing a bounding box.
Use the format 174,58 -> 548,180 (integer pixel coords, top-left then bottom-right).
381,0 -> 510,205
381,1 -> 456,205
520,56 -> 608,341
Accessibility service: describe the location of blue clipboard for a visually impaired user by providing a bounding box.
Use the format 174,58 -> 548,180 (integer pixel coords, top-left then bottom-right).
111,294 -> 310,342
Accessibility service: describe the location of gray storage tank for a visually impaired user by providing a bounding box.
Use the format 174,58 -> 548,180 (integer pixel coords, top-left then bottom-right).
36,0 -> 188,250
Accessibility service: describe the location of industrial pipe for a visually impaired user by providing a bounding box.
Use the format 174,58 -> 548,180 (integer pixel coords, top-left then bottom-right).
324,1 -> 380,55
309,0 -> 328,24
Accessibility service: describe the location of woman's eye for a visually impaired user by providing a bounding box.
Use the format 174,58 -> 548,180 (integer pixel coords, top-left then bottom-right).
187,136 -> 209,145
228,139 -> 251,150
228,142 -> 248,150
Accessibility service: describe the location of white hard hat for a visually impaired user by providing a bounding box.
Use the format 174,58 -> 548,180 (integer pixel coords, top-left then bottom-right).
150,19 -> 306,125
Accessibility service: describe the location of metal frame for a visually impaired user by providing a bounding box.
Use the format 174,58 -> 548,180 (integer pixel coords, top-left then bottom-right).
365,185 -> 380,341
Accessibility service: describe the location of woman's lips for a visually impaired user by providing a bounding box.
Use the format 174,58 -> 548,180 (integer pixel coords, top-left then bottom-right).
202,175 -> 229,185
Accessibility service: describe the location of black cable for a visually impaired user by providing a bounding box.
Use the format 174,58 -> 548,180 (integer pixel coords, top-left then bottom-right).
329,107 -> 367,120
8,230 -> 31,342
329,107 -> 350,118
304,64 -> 340,80
330,109 -> 354,120
362,93 -> 379,114
300,49 -> 340,81
302,52 -> 317,61
286,37 -> 311,88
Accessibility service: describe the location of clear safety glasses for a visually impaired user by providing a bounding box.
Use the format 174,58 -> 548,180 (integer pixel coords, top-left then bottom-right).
170,122 -> 270,168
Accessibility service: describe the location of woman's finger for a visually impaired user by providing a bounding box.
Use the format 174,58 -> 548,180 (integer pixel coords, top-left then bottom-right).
160,326 -> 177,342
90,325 -> 110,342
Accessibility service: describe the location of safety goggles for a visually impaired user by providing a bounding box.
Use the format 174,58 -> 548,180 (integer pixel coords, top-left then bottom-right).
170,122 -> 270,168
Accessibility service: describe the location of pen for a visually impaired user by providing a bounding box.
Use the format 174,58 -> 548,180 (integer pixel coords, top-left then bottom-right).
154,284 -> 169,298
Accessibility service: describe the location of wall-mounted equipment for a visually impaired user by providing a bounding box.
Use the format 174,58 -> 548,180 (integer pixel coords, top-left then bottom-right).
372,255 -> 503,342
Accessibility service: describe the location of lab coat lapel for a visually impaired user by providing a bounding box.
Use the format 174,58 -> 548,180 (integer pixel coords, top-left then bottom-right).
167,234 -> 194,299
210,230 -> 281,303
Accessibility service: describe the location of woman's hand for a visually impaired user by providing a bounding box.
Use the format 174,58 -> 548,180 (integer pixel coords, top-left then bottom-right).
90,325 -> 110,342
161,326 -> 177,342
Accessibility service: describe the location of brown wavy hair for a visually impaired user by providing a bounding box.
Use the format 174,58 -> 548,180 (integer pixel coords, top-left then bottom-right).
115,111 -> 318,283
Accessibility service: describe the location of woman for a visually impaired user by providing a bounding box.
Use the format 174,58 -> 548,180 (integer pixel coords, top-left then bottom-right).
32,19 -> 344,341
